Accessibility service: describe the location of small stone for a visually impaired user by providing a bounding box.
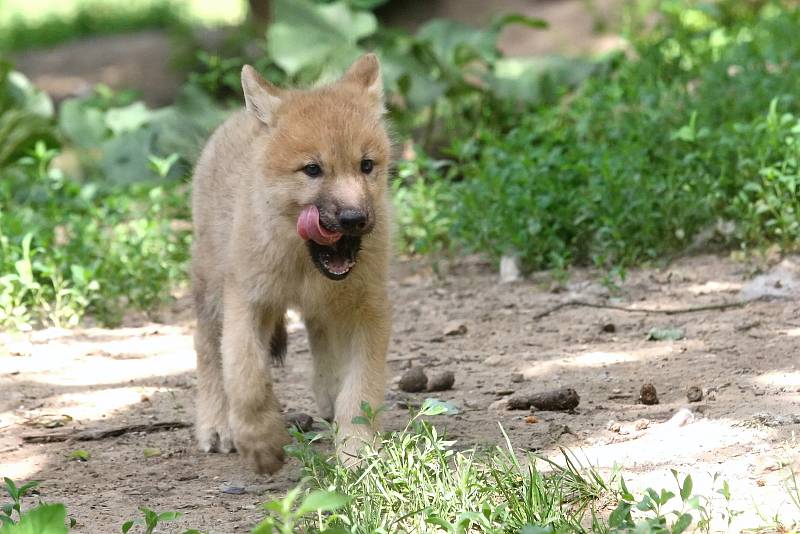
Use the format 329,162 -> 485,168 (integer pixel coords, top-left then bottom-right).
398,367 -> 428,392
686,386 -> 703,403
483,355 -> 507,366
499,255 -> 522,284
525,415 -> 538,424
488,399 -> 508,411
427,370 -> 455,392
510,372 -> 525,383
443,322 -> 467,336
606,420 -> 621,433
495,389 -> 515,396
639,383 -> 659,405
601,323 -> 616,333
634,418 -> 650,430
221,484 -> 246,495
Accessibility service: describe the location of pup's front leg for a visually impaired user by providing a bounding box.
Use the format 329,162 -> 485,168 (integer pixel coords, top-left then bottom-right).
221,284 -> 290,474
308,300 -> 389,463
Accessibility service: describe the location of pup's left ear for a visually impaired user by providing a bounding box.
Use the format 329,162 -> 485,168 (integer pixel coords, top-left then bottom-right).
340,53 -> 384,111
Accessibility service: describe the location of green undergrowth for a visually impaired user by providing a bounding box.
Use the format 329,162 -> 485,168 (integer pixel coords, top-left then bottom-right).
393,0 -> 800,274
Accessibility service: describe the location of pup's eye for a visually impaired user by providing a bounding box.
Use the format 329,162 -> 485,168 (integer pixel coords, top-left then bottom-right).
360,159 -> 374,174
303,163 -> 322,178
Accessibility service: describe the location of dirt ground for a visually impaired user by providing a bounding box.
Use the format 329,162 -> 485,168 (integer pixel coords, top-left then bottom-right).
2,254 -> 800,532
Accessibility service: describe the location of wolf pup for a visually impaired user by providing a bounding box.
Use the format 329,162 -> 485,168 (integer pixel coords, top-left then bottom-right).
190,54 -> 391,474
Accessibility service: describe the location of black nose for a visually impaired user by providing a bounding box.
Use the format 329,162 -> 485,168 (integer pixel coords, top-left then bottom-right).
337,209 -> 368,233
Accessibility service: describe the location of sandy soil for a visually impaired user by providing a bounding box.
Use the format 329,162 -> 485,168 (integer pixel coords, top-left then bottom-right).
2,254 -> 800,533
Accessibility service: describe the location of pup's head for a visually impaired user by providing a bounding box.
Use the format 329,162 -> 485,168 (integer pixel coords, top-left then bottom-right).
241,54 -> 391,281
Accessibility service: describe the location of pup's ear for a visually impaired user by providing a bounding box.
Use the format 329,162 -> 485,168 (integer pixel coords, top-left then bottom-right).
241,65 -> 282,126
340,53 -> 384,109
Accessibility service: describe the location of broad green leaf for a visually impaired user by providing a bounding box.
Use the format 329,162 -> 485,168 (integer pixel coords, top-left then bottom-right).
420,398 -> 460,416
672,512 -> 693,533
156,511 -> 182,521
296,490 -> 351,516
59,99 -> 107,147
267,0 -> 376,78
105,102 -> 152,136
0,504 -> 67,534
680,475 -> 693,501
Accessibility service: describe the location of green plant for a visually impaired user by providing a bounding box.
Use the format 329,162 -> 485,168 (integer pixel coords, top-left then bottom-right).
121,507 -> 188,534
251,489 -> 351,534
393,0 -> 800,274
1,478 -> 39,526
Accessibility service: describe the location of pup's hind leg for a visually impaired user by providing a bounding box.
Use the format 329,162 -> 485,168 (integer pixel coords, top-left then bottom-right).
307,299 -> 389,462
221,284 -> 290,474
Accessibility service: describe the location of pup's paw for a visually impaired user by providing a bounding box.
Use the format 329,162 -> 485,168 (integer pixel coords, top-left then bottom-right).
231,412 -> 291,474
196,420 -> 235,454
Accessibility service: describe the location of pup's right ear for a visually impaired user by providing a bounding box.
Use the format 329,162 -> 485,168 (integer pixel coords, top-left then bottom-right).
241,65 -> 281,126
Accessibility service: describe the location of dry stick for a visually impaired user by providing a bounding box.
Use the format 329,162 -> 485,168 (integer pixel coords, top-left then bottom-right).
532,298 -> 761,320
21,413 -> 313,444
21,421 -> 191,444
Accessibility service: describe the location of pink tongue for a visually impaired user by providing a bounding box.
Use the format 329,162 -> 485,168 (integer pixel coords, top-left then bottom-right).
297,205 -> 342,246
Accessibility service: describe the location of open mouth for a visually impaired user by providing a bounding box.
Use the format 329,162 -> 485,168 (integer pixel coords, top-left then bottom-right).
307,235 -> 362,281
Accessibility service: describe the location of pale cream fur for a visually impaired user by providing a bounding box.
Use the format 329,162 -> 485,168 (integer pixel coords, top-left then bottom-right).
190,54 -> 391,474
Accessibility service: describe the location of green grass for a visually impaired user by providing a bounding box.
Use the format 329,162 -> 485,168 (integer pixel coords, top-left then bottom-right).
0,0 -> 246,52
6,404 -> 793,532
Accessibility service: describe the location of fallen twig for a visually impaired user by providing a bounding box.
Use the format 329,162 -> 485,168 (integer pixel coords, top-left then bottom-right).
21,421 -> 191,444
532,298 -> 760,320
21,413 -> 314,444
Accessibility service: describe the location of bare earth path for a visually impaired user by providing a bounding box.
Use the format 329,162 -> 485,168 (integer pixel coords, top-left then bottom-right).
2,255 -> 800,532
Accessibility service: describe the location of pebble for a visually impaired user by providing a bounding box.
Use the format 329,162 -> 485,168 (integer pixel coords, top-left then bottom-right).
686,386 -> 703,403
510,372 -> 525,383
634,418 -> 650,430
220,484 -> 246,495
427,370 -> 455,392
398,367 -> 428,393
488,399 -> 508,411
443,322 -> 467,336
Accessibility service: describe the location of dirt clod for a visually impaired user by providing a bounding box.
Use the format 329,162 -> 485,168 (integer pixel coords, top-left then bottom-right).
525,415 -> 538,424
507,387 -> 580,411
634,418 -> 650,430
398,367 -> 428,392
510,372 -> 525,383
427,370 -> 455,392
686,385 -> 703,403
639,383 -> 659,405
